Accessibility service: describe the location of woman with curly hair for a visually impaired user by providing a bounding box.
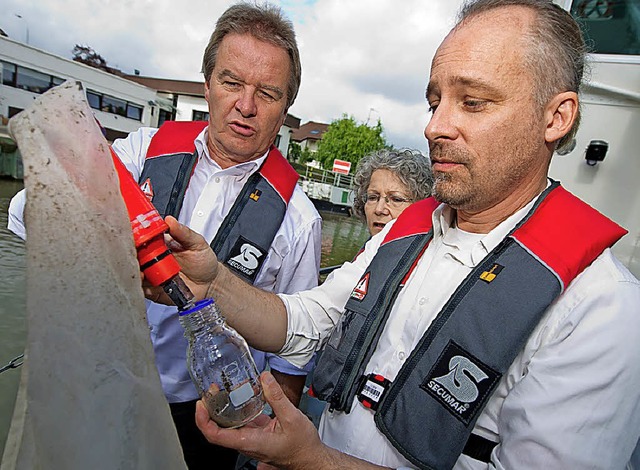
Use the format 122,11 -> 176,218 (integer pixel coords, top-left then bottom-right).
352,148 -> 433,235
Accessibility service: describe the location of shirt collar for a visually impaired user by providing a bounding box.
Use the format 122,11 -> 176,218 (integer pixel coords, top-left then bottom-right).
480,179 -> 552,253
194,127 -> 268,177
430,184 -> 547,267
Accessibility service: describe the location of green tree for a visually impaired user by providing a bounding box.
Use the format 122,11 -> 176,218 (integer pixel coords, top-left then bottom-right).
288,141 -> 302,162
315,114 -> 387,170
300,146 -> 313,165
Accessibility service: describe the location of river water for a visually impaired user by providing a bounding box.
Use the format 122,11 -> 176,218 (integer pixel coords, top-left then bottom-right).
0,177 -> 368,458
0,178 -> 26,460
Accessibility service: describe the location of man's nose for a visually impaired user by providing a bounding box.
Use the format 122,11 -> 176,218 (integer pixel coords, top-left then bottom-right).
424,102 -> 458,143
235,89 -> 257,117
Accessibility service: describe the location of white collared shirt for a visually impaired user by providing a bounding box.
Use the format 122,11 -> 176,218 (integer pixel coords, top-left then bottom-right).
279,198 -> 640,469
9,126 -> 322,402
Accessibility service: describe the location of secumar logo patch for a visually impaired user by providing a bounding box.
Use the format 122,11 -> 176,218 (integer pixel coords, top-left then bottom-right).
226,236 -> 266,283
421,341 -> 500,425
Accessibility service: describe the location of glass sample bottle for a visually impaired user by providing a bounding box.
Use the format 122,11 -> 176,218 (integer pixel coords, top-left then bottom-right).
179,298 -> 265,428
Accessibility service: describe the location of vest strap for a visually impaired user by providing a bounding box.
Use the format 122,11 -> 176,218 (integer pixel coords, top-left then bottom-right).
462,433 -> 497,463
356,373 -> 391,411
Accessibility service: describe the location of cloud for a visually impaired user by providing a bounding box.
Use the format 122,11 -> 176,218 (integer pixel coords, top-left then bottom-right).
288,0 -> 461,152
0,0 -> 464,152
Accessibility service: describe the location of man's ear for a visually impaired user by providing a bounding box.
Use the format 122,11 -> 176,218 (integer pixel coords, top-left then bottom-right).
544,91 -> 579,144
204,77 -> 211,101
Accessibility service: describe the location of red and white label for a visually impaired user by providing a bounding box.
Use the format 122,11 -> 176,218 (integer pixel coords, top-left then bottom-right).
332,159 -> 352,175
140,178 -> 154,202
351,272 -> 370,300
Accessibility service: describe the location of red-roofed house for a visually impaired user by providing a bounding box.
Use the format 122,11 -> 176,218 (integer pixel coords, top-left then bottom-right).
291,121 -> 329,154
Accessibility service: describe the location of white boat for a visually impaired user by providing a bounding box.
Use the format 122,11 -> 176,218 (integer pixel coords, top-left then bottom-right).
551,0 -> 640,279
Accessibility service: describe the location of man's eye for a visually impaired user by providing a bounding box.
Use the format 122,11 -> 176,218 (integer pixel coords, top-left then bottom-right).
224,81 -> 241,88
464,99 -> 486,110
428,103 -> 438,114
259,90 -> 276,102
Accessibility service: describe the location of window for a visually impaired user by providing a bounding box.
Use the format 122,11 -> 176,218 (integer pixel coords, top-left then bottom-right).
85,89 -> 143,121
2,61 -> 16,87
16,67 -> 53,93
159,109 -> 173,126
0,59 -> 145,121
86,90 -> 101,110
192,110 -> 209,121
8,107 -> 23,118
102,95 -> 127,117
571,0 -> 640,55
1,61 -> 65,94
126,104 -> 142,120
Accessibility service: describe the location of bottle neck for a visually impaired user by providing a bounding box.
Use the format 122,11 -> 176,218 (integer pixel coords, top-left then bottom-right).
179,299 -> 224,335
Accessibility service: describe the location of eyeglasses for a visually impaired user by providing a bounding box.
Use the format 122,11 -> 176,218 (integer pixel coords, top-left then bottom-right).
363,193 -> 412,209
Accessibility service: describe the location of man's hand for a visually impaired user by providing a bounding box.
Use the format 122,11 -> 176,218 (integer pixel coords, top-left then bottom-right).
196,372 -> 390,470
143,216 -> 219,303
144,217 -> 288,353
196,371 -> 326,469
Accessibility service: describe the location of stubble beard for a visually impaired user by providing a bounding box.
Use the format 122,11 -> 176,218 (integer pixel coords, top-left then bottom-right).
430,134 -> 541,213
432,173 -> 473,208
430,145 -> 477,209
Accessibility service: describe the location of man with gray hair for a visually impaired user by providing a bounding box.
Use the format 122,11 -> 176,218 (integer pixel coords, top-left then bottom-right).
8,2 -> 321,469
145,0 -> 640,468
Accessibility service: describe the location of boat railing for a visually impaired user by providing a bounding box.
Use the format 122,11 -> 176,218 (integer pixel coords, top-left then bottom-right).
301,165 -> 354,190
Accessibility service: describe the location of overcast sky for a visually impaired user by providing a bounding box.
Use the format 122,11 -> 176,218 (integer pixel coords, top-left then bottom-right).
0,0 -> 465,153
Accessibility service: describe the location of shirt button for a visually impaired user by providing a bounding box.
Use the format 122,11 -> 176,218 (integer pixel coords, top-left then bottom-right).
215,177 -> 221,183
197,210 -> 204,217
398,351 -> 406,361
419,297 -> 427,305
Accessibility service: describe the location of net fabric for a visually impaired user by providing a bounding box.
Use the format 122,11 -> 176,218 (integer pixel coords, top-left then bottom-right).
1,81 -> 186,470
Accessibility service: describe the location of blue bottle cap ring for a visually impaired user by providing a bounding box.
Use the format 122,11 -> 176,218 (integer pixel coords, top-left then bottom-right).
179,298 -> 214,316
